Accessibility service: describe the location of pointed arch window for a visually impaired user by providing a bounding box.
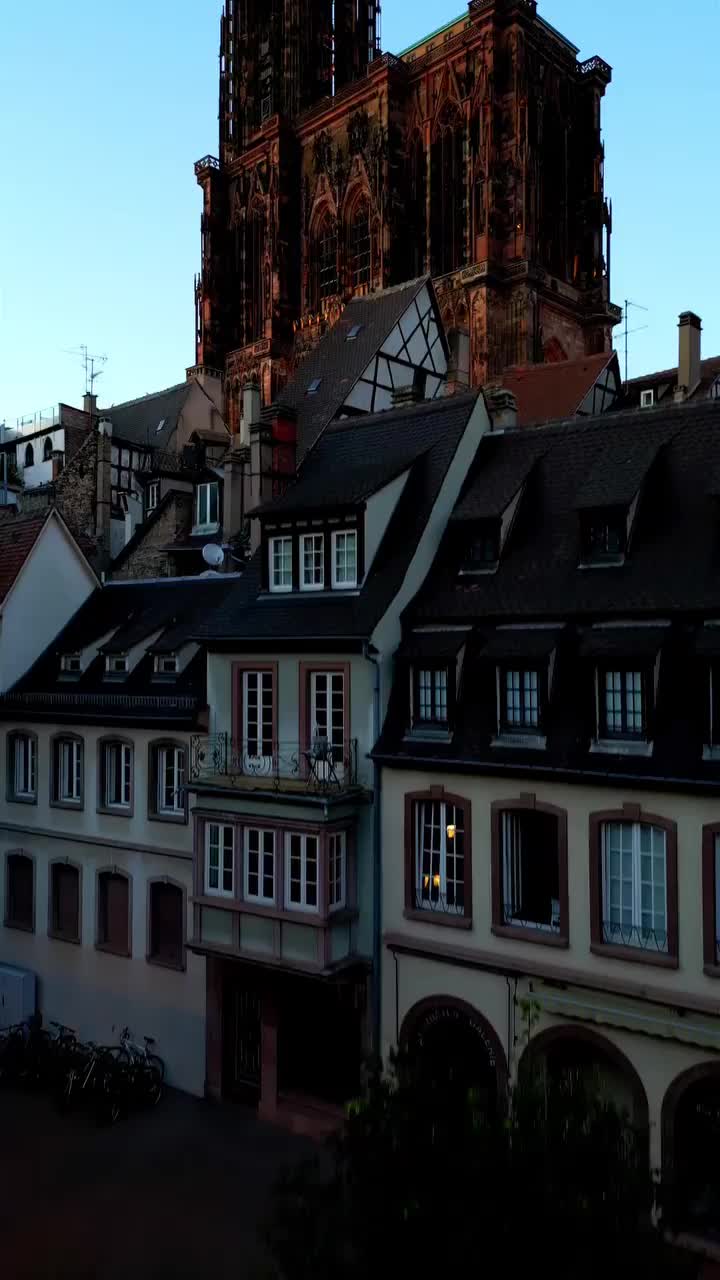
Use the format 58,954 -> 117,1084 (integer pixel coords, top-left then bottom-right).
315,211 -> 339,306
408,133 -> 427,279
245,203 -> 265,345
349,200 -> 371,290
430,106 -> 467,277
43,437 -> 53,462
24,443 -> 34,468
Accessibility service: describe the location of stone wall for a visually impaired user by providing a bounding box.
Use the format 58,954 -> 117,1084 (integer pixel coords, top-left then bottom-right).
111,492 -> 193,580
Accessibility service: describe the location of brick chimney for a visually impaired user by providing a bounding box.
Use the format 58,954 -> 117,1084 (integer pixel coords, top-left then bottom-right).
83,392 -> 97,418
95,417 -> 113,571
485,386 -> 519,431
677,312 -> 702,401
246,402 -> 297,553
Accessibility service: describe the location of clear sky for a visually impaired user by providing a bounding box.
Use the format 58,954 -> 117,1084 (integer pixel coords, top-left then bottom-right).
1,1 -> 718,427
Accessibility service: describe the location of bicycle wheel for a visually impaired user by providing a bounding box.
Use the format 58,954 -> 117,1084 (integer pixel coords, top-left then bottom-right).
144,1063 -> 163,1108
96,1067 -> 124,1126
147,1053 -> 165,1084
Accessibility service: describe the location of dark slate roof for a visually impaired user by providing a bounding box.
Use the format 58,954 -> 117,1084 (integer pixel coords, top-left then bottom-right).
625,355 -> 720,407
197,393 -> 481,645
409,399 -> 720,624
1,575 -> 239,725
281,278 -> 438,458
100,383 -> 193,451
451,433 -> 548,521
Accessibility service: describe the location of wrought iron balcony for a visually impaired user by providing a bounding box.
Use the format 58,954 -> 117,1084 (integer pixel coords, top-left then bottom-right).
190,734 -> 360,793
194,154 -> 221,178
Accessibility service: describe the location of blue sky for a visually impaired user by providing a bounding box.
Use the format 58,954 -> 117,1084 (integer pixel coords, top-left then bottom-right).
1,1 -> 718,425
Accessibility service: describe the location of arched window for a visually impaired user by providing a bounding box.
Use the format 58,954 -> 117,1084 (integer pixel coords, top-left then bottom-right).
315,211 -> 338,308
430,106 -> 466,277
24,443 -> 34,468
43,437 -> 53,462
348,200 -> 371,291
244,203 -> 265,345
148,880 -> 185,968
5,852 -> 34,931
407,133 -> 427,279
97,869 -> 131,956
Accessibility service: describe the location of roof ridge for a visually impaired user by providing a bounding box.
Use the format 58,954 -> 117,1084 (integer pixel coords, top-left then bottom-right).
100,381 -> 189,412
326,391 -> 478,435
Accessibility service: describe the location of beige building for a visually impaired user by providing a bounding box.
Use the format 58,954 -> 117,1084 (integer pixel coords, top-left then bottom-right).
375,395 -> 720,1246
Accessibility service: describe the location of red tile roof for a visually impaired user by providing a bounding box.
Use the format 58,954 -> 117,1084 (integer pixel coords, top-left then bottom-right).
498,352 -> 614,427
0,511 -> 48,605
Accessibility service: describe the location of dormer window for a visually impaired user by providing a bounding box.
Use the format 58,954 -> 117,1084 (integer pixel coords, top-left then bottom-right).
306,378 -> 322,396
269,536 -> 293,593
581,507 -> 627,565
601,668 -> 645,739
154,654 -> 178,676
413,667 -> 449,728
502,668 -> 540,733
640,389 -> 655,409
195,481 -> 219,532
105,655 -> 128,676
300,533 -> 324,591
61,653 -> 82,675
346,324 -> 363,341
332,530 -> 357,589
463,521 -> 500,572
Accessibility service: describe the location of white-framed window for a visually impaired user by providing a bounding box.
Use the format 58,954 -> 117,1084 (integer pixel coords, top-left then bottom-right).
154,654 -> 178,675
242,670 -> 274,765
601,821 -> 667,952
328,831 -> 346,910
269,536 -> 293,593
103,741 -> 132,810
54,738 -> 83,804
331,530 -> 357,589
414,798 -> 466,915
285,833 -> 319,911
416,668 -> 448,724
300,533 -> 324,591
61,653 -> 81,674
310,671 -> 345,771
147,481 -> 159,513
244,828 -> 275,905
640,389 -> 655,409
504,668 -> 539,730
12,734 -> 37,800
195,481 -> 219,531
157,746 -> 185,815
105,654 -> 128,676
603,669 -> 644,737
205,823 -> 234,897
500,810 -> 561,933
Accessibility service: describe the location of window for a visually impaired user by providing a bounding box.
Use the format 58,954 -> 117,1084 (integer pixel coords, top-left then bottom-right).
306,378 -> 322,396
463,523 -> 500,571
147,481 -> 159,513
601,822 -> 667,953
414,667 -> 449,726
24,443 -> 34,468
346,324 -> 363,341
412,797 -> 466,916
245,828 -> 275,905
301,533 -> 324,591
349,202 -> 371,289
101,740 -> 132,811
498,811 -> 562,935
602,669 -> 645,738
241,669 -> 274,765
702,826 -> 720,971
286,833 -> 319,911
317,214 -> 338,304
328,831 -> 346,910
430,107 -> 466,277
49,863 -> 80,942
5,853 -> 33,930
43,437 -> 53,462
61,653 -> 81,674
105,655 -> 128,676
581,509 -> 626,563
154,654 -> 178,676
151,744 -> 186,818
309,670 -> 346,765
205,824 -> 234,897
502,668 -> 540,732
269,536 -> 293,592
97,871 -> 130,955
195,481 -> 219,530
332,530 -> 357,588
148,881 -> 184,968
640,389 -> 655,408
710,377 -> 720,402
8,733 -> 37,801
51,737 -> 83,807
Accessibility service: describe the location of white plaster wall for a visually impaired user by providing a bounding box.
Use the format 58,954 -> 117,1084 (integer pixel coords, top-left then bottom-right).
19,427 -> 63,488
0,723 -> 205,1095
0,517 -> 96,692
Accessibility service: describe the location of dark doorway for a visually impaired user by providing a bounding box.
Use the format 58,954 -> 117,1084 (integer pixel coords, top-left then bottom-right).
673,1075 -> 720,1236
278,974 -> 363,1106
223,974 -> 262,1103
405,1001 -> 501,1114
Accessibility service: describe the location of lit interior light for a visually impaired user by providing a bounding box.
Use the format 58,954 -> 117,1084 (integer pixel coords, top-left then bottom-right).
423,875 -> 430,888
433,875 -> 441,888
446,824 -> 456,841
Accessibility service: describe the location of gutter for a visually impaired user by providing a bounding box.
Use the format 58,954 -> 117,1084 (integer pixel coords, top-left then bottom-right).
364,641 -> 383,1062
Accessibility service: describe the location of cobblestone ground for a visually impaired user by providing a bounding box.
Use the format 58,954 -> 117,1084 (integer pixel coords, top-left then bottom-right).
0,1088 -> 313,1279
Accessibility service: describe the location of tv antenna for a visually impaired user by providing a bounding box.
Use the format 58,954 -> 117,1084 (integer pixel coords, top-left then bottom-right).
61,344 -> 108,398
619,300 -> 649,387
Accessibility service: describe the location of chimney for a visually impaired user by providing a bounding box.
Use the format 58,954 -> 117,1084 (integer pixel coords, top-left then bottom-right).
391,384 -> 424,411
51,449 -> 64,481
95,417 -> 113,571
83,392 -> 97,418
223,444 -> 249,549
677,312 -> 702,401
485,387 -> 519,431
241,382 -> 262,445
246,402 -> 297,553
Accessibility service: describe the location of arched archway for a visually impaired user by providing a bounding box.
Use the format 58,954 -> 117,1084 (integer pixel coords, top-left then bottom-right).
400,995 -> 507,1111
519,1024 -> 650,1137
662,1063 -> 720,1232
430,103 -> 466,277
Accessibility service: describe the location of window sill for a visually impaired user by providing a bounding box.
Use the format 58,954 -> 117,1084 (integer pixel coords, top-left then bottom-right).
403,907 -> 472,931
702,745 -> 720,762
97,805 -> 133,819
590,739 -> 654,758
7,795 -> 37,807
192,524 -> 220,537
95,942 -> 131,959
492,733 -> 547,751
48,929 -> 81,946
50,800 -> 83,813
578,557 -> 626,570
3,918 -> 34,934
148,811 -> 188,826
404,727 -> 452,744
492,924 -> 568,949
590,942 -> 677,970
146,952 -> 186,973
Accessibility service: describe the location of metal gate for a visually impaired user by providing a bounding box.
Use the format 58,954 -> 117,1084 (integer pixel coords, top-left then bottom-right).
224,985 -> 261,1100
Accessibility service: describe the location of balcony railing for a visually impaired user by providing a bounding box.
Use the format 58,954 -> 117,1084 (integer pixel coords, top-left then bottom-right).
602,921 -> 668,953
190,734 -> 360,793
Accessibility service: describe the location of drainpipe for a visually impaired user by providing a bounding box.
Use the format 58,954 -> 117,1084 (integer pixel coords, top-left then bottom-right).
364,642 -> 382,1067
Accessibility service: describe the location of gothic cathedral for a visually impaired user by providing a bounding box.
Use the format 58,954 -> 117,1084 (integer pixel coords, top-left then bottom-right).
193,0 -> 619,430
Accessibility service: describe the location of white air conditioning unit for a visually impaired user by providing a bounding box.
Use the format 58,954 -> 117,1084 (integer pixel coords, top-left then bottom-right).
0,963 -> 36,1029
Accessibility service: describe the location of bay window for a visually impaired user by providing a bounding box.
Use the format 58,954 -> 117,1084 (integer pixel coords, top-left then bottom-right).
328,831 -> 346,910
286,833 -> 319,911
205,824 -> 234,897
245,828 -> 275,905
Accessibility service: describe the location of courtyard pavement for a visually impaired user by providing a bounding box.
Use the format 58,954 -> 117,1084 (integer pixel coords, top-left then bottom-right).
0,1087 -> 314,1279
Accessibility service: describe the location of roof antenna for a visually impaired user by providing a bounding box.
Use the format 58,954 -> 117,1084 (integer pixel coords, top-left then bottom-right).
619,300 -> 649,388
62,345 -> 108,401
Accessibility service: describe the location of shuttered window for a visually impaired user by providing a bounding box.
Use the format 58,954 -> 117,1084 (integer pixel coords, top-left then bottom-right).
148,882 -> 184,968
5,853 -> 34,930
97,872 -> 130,955
50,863 -> 80,941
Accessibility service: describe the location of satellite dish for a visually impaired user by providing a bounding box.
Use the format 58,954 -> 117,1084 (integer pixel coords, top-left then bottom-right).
202,543 -> 224,568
